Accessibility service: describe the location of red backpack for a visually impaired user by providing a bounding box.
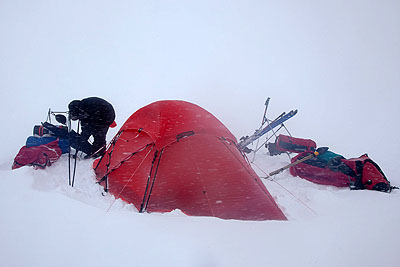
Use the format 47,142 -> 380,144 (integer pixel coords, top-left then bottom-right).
290,151 -> 392,192
342,154 -> 391,191
267,134 -> 317,156
12,140 -> 62,170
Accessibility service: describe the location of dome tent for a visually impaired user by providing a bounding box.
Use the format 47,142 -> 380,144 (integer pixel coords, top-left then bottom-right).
94,100 -> 286,220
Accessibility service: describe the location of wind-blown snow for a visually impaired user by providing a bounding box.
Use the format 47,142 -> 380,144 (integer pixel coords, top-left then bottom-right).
1,1 -> 400,266
1,152 -> 399,267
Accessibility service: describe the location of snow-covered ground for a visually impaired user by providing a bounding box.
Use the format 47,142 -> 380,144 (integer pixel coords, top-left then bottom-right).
1,150 -> 399,267
1,1 -> 400,266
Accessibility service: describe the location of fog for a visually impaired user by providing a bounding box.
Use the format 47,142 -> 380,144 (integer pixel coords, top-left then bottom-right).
1,2 -> 400,266
1,1 -> 399,173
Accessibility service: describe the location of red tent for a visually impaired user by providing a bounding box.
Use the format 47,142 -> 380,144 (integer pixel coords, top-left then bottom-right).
94,100 -> 286,220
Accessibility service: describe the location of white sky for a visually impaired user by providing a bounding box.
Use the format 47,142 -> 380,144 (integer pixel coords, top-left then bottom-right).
1,1 -> 399,173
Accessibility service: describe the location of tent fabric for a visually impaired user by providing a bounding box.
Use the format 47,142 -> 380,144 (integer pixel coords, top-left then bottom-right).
94,100 -> 286,220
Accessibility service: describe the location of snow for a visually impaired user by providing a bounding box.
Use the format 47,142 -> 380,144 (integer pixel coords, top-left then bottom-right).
2,152 -> 400,267
1,1 -> 400,266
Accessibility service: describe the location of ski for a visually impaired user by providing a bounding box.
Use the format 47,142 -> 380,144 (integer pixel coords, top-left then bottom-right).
237,109 -> 298,152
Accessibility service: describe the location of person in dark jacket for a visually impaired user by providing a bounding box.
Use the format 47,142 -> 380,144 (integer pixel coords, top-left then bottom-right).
68,97 -> 115,158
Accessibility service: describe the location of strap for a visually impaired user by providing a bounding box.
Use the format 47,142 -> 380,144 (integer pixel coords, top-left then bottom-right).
350,161 -> 365,190
176,131 -> 195,142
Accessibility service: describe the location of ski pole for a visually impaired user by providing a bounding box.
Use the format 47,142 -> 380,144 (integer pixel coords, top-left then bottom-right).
47,108 -> 52,123
264,147 -> 329,178
253,98 -> 271,161
71,121 -> 80,187
67,113 -> 72,186
261,97 -> 270,126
